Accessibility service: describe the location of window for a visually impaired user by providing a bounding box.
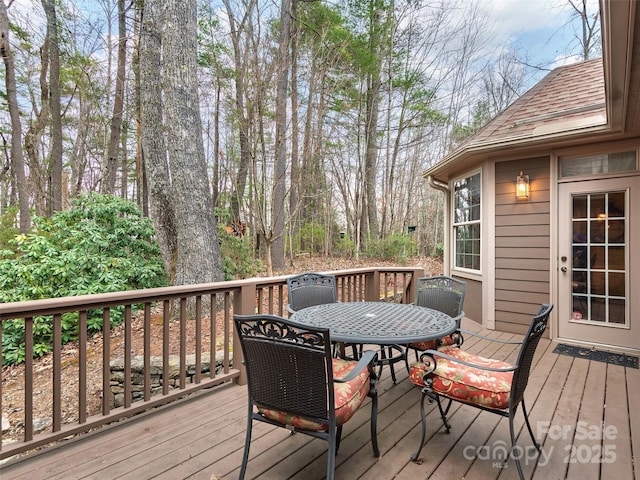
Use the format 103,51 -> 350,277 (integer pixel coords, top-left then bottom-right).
453,172 -> 481,271
560,151 -> 637,178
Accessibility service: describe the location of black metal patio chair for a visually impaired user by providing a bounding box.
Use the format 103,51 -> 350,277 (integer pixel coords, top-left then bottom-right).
404,276 -> 466,370
408,303 -> 554,480
286,272 -> 361,359
286,272 -> 338,314
287,271 -> 401,382
234,314 -> 380,480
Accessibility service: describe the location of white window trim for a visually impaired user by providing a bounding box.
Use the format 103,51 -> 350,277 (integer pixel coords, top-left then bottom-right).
451,169 -> 482,275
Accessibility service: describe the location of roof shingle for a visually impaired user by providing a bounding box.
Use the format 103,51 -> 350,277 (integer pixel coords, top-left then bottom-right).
459,58 -> 606,147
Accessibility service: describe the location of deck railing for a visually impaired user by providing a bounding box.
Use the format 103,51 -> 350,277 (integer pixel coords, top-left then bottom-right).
0,266 -> 423,459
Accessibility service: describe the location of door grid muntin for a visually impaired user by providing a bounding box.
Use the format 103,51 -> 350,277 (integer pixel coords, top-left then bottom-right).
571,191 -> 627,326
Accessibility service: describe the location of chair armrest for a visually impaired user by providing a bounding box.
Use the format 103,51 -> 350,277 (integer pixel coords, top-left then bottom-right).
455,328 -> 523,345
335,349 -> 378,383
419,349 -> 516,373
287,305 -> 295,314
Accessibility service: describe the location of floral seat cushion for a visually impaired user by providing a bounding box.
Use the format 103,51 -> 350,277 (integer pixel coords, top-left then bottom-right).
409,346 -> 513,410
258,357 -> 371,432
409,331 -> 461,351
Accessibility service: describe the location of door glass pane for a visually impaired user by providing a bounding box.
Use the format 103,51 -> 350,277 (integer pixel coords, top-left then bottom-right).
609,272 -> 625,297
609,246 -> 625,270
591,246 -> 605,268
590,220 -> 605,243
609,299 -> 626,324
573,196 -> 588,218
609,192 -> 625,216
590,194 -> 605,218
571,191 -> 627,325
608,220 -> 625,242
590,297 -> 606,322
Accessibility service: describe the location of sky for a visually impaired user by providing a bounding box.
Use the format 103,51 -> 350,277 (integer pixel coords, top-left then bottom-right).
6,0 -> 601,104
489,0 -> 601,69
8,0 -> 601,67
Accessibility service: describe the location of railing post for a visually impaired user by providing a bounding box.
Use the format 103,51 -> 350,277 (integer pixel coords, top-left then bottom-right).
364,271 -> 380,302
232,283 -> 257,385
405,267 -> 424,303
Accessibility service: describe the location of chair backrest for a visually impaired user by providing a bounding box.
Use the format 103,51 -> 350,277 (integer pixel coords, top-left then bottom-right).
287,272 -> 338,312
415,276 -> 467,321
234,314 -> 335,423
510,303 -> 554,406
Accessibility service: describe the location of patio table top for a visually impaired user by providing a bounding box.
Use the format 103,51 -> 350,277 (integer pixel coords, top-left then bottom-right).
290,301 -> 458,345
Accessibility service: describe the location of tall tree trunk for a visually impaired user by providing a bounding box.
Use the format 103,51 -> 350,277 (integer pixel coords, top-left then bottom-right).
69,94 -> 90,198
223,0 -> 251,223
140,0 -> 178,282
133,0 -> 146,213
103,0 -> 128,194
0,0 -> 31,232
23,40 -> 49,216
41,0 -> 63,213
364,5 -> 383,241
162,0 -> 223,285
120,126 -> 128,199
271,0 -> 290,270
288,0 -> 299,262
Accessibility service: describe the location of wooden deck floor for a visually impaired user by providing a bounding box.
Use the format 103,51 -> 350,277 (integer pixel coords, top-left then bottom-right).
2,319 -> 638,480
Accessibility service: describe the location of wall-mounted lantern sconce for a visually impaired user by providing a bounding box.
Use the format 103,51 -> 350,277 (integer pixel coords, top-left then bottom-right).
516,171 -> 530,200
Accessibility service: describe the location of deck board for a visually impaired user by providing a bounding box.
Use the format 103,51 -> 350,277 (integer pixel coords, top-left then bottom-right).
1,318 -> 636,480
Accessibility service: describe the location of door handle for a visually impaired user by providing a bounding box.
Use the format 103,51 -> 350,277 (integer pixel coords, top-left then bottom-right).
561,266 -> 568,273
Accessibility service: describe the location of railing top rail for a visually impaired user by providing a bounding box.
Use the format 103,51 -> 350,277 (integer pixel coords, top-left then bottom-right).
0,266 -> 425,320
0,283 -> 239,319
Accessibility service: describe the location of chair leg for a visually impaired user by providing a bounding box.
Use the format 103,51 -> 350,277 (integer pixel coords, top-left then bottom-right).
434,395 -> 451,432
411,391 -> 429,461
404,348 -> 412,374
521,400 -> 541,451
327,426 -> 338,480
370,383 -> 380,457
375,347 -> 385,380
509,414 -> 525,480
239,410 -> 253,480
387,346 -> 398,383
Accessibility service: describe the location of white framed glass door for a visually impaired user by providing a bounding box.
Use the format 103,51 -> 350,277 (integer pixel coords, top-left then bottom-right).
558,176 -> 639,351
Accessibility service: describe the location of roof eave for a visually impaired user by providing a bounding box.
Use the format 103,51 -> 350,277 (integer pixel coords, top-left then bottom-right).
422,123 -> 613,180
601,0 -> 635,132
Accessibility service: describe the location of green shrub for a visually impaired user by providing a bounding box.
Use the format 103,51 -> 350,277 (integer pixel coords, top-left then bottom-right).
362,233 -> 418,264
333,233 -> 355,257
0,206 -> 19,252
218,224 -> 263,280
292,221 -> 327,255
0,193 -> 168,365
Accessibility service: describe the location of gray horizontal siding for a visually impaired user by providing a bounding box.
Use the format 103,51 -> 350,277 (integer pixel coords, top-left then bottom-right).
494,157 -> 551,334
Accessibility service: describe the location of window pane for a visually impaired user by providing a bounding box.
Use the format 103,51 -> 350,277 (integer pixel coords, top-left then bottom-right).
453,173 -> 481,271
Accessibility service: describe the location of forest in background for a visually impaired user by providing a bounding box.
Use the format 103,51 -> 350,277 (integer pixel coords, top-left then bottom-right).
1,0 -> 600,283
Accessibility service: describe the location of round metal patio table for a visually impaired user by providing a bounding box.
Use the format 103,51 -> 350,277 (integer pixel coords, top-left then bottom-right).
290,301 -> 458,345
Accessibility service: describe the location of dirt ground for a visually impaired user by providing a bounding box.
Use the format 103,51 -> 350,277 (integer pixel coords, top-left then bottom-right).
1,255 -> 443,448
